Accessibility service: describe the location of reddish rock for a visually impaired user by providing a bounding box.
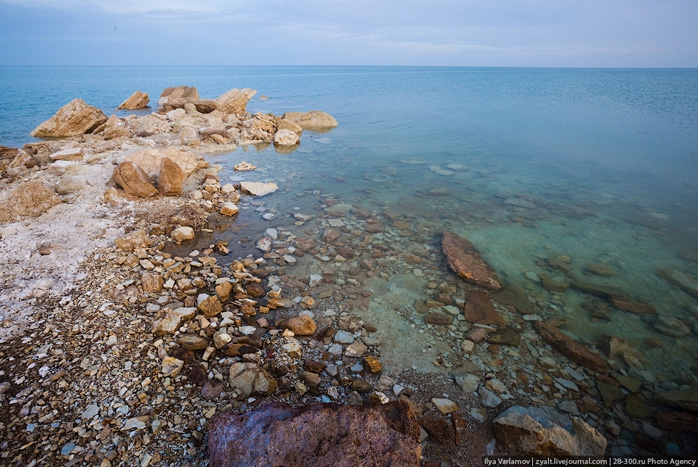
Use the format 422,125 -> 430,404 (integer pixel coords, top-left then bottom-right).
112,161 -> 158,198
534,322 -> 608,373
419,416 -> 454,445
424,312 -> 454,325
158,157 -> 184,196
442,230 -> 501,290
656,411 -> 698,433
464,290 -> 506,326
208,400 -> 421,467
610,298 -> 657,315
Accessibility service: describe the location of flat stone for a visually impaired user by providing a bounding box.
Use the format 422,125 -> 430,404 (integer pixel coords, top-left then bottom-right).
172,226 -> 195,242
488,326 -> 521,346
345,341 -> 368,358
655,385 -> 698,412
220,202 -> 239,216
570,278 -> 629,300
456,374 -> 480,394
534,321 -> 608,373
610,298 -> 657,315
653,315 -> 690,337
240,182 -> 278,197
177,335 -> 209,351
424,312 -> 454,325
464,290 -> 505,326
432,398 -> 459,414
442,230 -> 501,290
208,400 -> 420,467
479,386 -> 502,408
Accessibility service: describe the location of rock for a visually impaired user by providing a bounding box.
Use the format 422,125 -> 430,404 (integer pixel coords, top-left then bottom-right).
364,356 -> 383,374
655,385 -> 698,412
464,327 -> 488,343
228,362 -> 277,398
220,202 -> 239,216
0,181 -> 60,223
345,341 -> 368,358
653,315 -> 690,337
284,315 -> 317,336
141,272 -> 163,292
101,114 -> 133,139
177,335 -> 209,351
240,181 -> 278,197
419,416 -> 454,445
114,230 -> 152,252
117,91 -> 149,109
233,161 -> 257,172
596,379 -> 625,407
504,197 -> 537,209
216,282 -> 233,301
276,118 -> 303,136
198,294 -> 223,318
432,398 -> 459,414
424,312 -> 454,325
157,157 -> 184,196
216,88 -> 257,114
656,411 -> 698,433
493,406 -> 607,457
570,278 -> 629,300
658,269 -> 698,298
171,226 -> 195,242
455,374 -> 480,394
534,321 -> 608,373
610,298 -> 657,315
152,307 -> 196,336
208,400 -> 420,467
112,161 -> 158,198
488,326 -> 521,346
464,290 -> 506,326
161,356 -> 184,377
282,110 -> 338,130
158,85 -> 200,108
31,98 -> 107,137
49,147 -> 83,161
126,148 -> 199,178
202,381 -> 225,400
325,203 -> 353,217
479,386 -> 502,408
273,129 -> 300,146
442,230 -> 501,291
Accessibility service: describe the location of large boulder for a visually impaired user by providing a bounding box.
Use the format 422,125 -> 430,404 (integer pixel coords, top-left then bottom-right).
283,110 -> 338,130
157,157 -> 184,196
442,230 -> 502,291
208,400 -> 421,467
31,99 -> 107,138
534,321 -> 608,373
112,161 -> 158,198
0,181 -> 61,224
117,91 -> 149,110
158,86 -> 199,107
101,115 -> 134,140
493,406 -> 607,457
216,88 -> 257,114
125,148 -> 199,178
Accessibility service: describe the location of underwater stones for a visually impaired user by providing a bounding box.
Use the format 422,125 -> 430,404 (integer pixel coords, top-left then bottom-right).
655,385 -> 698,412
570,278 -> 629,300
658,269 -> 698,298
324,203 -> 353,217
424,312 -> 453,325
240,181 -> 278,197
463,290 -> 506,326
534,322 -> 608,373
596,378 -> 625,407
488,326 -> 521,347
653,315 -> 690,337
586,264 -> 615,277
228,362 -> 277,398
493,406 -> 607,457
31,98 -> 107,137
442,230 -> 502,291
208,400 -> 420,467
610,298 -> 657,315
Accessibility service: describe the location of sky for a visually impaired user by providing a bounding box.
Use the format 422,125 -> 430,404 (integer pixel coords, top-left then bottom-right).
0,0 -> 696,67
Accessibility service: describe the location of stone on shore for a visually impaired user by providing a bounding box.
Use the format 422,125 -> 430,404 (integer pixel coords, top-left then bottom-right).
284,315 -> 317,336
240,181 -> 278,197
228,362 -> 277,398
0,181 -> 60,224
220,202 -> 239,216
112,161 -> 158,198
442,230 -> 502,291
171,226 -> 195,242
114,230 -> 152,252
126,147 -> 199,178
157,157 -> 184,196
655,385 -> 698,412
276,118 -> 303,136
534,321 -> 608,373
216,88 -> 257,114
283,110 -> 338,130
31,98 -> 107,138
464,290 -> 506,326
208,400 -> 420,467
117,91 -> 150,110
493,406 -> 607,457
273,129 -> 300,146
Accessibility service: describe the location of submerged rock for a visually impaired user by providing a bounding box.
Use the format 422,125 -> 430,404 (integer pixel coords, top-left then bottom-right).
464,290 -> 506,326
442,230 -> 502,291
240,181 -> 278,197
493,406 -> 607,457
534,321 -> 608,373
655,385 -> 698,412
208,400 -> 420,467
658,269 -> 698,298
31,98 -> 107,138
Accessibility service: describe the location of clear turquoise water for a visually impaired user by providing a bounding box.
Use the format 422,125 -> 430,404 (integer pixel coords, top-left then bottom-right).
2,66 -> 697,381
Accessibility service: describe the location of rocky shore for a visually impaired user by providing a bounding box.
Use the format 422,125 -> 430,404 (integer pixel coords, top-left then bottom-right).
0,86 -> 696,466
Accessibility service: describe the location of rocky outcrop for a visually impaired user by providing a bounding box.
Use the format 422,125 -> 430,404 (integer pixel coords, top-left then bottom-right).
283,110 -> 338,130
442,230 -> 502,291
493,406 -> 607,457
112,161 -> 158,198
534,322 -> 608,373
208,400 -> 421,467
216,88 -> 257,114
31,99 -> 108,138
117,91 -> 149,110
158,86 -> 217,113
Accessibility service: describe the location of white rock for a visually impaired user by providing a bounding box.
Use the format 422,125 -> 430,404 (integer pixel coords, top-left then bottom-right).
240,181 -> 278,197
273,129 -> 300,146
171,226 -> 194,242
432,398 -> 459,414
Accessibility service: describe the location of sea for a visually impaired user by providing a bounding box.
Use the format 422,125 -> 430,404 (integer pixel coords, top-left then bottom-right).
1,66 -> 697,383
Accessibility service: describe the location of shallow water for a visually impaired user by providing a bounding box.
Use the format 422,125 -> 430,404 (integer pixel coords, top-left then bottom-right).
4,66 -> 698,383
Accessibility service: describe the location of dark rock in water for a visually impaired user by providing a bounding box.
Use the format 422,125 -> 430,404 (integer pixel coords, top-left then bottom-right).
419,416 -> 454,445
624,394 -> 653,419
656,411 -> 698,433
658,269 -> 698,298
655,385 -> 698,412
442,230 -> 501,291
610,298 -> 656,315
208,400 -> 421,467
541,277 -> 569,293
653,315 -> 690,337
596,378 -> 625,407
424,312 -> 453,325
585,264 -> 615,277
464,290 -> 506,326
493,406 -> 607,457
570,278 -> 629,299
492,286 -> 537,315
488,326 -> 521,347
678,249 -> 698,263
534,322 -> 608,373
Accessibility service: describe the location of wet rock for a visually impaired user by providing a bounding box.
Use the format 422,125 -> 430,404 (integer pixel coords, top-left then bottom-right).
284,315 -> 317,336
488,326 -> 521,346
240,181 -> 278,197
493,286 -> 537,315
493,406 -> 607,457
228,362 -> 277,398
653,315 -> 690,337
658,269 -> 698,298
172,226 -> 195,242
117,90 -> 149,109
220,202 -> 239,216
419,416 -> 454,445
442,230 -> 502,290
465,327 -> 488,343
113,161 -> 158,198
534,321 -> 608,373
325,203 -> 352,217
158,157 -> 184,196
611,372 -> 641,393
216,88 -> 257,114
322,228 -> 340,243
596,378 -> 625,407
570,278 -> 629,299
586,264 -> 615,276
424,312 -> 454,325
114,229 -> 152,252
656,411 -> 698,433
655,385 -> 698,412
610,298 -> 657,315
625,394 -> 653,419
273,129 -> 300,146
208,400 -> 420,467
31,98 -> 107,137
464,290 -> 506,326
282,110 -> 338,130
